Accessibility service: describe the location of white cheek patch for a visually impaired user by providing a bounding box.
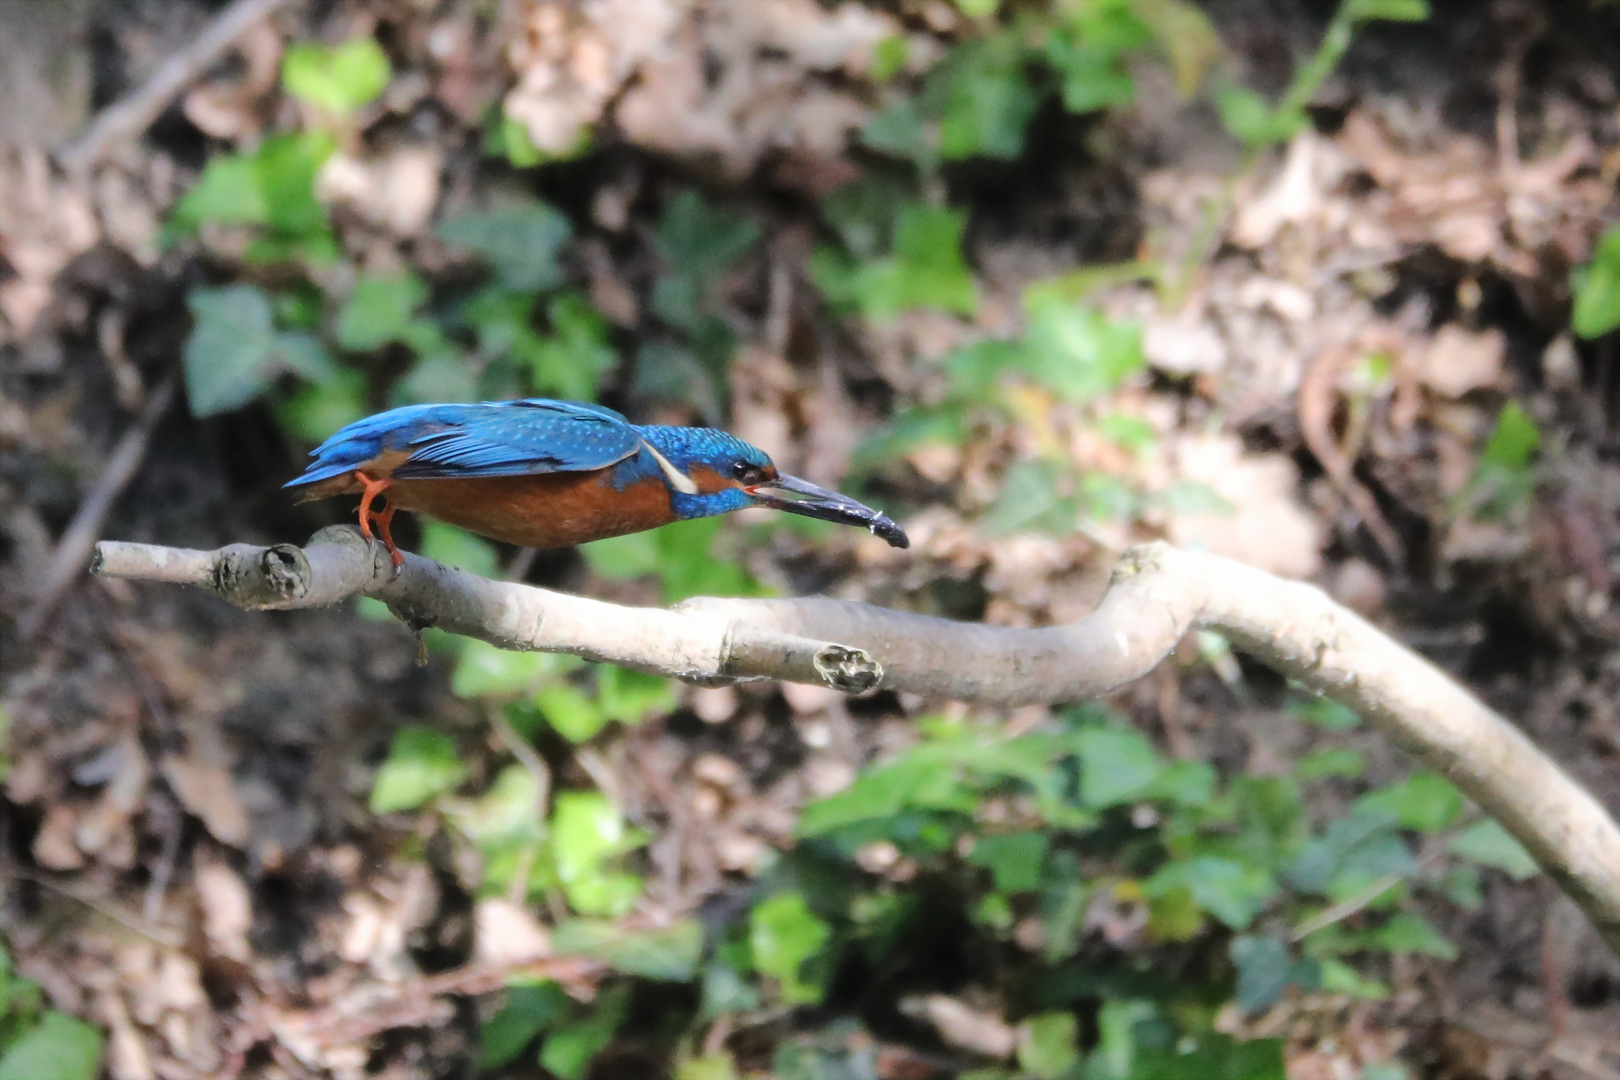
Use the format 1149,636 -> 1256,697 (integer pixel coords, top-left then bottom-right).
640,440 -> 700,495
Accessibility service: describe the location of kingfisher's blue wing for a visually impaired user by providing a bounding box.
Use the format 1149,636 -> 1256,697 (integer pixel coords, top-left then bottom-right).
285,399 -> 641,487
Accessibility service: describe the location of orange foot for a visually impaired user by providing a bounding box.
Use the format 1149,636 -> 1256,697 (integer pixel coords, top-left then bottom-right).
355,471 -> 404,572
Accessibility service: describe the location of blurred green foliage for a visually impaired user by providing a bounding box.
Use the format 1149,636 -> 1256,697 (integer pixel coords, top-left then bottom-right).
1573,225 -> 1620,339
0,950 -> 101,1080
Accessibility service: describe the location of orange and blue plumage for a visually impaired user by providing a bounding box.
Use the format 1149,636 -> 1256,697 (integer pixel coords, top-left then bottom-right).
284,398 -> 908,567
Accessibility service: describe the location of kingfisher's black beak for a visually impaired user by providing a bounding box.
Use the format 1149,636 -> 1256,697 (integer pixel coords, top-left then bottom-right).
747,473 -> 909,549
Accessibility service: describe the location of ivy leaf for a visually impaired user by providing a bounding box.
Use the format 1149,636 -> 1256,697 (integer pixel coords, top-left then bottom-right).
552,792 -> 646,917
655,191 -> 760,285
369,727 -> 466,813
1447,820 -> 1539,880
480,982 -> 571,1070
836,205 -> 977,323
1017,1012 -> 1080,1080
183,285 -> 275,416
0,1012 -> 102,1080
539,986 -> 629,1080
170,132 -> 334,241
1372,911 -> 1457,959
552,919 -> 703,981
1215,86 -> 1307,148
1354,772 -> 1463,834
282,37 -> 392,116
1345,0 -> 1430,21
936,40 -> 1039,160
452,640 -> 581,698
1075,727 -> 1164,808
1148,856 -> 1277,930
438,203 -> 573,292
750,892 -> 831,1005
530,294 -> 616,401
1018,297 -> 1145,402
967,832 -> 1049,893
1231,935 -> 1319,1013
1574,227 -> 1620,339
337,273 -> 430,351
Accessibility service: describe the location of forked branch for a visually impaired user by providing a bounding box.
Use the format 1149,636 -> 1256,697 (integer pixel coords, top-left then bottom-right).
91,527 -> 1620,955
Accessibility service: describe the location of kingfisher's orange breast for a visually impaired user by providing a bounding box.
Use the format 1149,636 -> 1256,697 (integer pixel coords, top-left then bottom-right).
384,472 -> 678,549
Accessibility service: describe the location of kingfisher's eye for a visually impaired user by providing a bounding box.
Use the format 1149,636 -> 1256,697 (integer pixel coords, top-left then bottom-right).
731,460 -> 765,485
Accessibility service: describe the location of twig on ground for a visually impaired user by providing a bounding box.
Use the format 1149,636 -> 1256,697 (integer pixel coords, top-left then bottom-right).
19,375 -> 176,640
56,0 -> 290,172
89,530 -> 1620,958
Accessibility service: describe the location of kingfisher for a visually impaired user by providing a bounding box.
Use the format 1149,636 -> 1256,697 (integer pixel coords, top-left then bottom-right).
284,398 -> 909,568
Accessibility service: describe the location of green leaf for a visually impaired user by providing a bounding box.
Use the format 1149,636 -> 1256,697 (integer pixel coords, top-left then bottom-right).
1290,697 -> 1361,731
1147,856 -> 1277,930
1317,957 -> 1388,999
656,191 -> 761,284
1017,1012 -> 1079,1080
370,727 -> 466,813
395,352 -> 479,406
1231,934 -> 1319,1013
419,522 -> 501,580
1371,911 -> 1457,959
1132,1034 -> 1287,1080
337,273 -> 429,351
1467,400 -> 1540,516
553,918 -> 703,981
0,1012 -> 102,1080
677,1056 -> 738,1080
183,285 -> 276,416
954,0 -> 1000,15
539,985 -> 629,1080
967,832 -> 1049,893
580,531 -> 661,580
1075,727 -> 1164,807
480,982 -> 571,1069
1573,226 -> 1620,338
452,641 -> 581,698
1345,0 -> 1430,21
835,205 -> 977,323
283,37 -> 392,115
1354,772 -> 1463,834
1297,748 -> 1365,780
798,754 -> 976,837
530,294 -> 616,400
1018,297 -> 1145,402
444,766 -> 545,850
170,132 -> 334,240
596,667 -> 677,727
1479,400 -> 1540,471
553,792 -> 646,917
1447,820 -> 1539,880
750,892 -> 831,1005
535,683 -> 608,744
937,41 -> 1039,160
438,203 -> 573,291
1287,809 -> 1411,895
1215,86 -> 1306,148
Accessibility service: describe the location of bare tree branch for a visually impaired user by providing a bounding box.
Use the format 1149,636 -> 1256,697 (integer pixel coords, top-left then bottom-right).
56,0 -> 290,173
91,527 -> 1620,956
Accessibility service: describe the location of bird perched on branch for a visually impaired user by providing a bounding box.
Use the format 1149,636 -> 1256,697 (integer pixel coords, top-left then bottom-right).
285,398 -> 909,568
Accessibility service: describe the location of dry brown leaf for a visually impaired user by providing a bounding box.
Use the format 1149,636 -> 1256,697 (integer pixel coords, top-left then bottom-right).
194,856 -> 254,965
1414,324 -> 1506,398
473,897 -> 552,966
160,750 -> 249,848
317,144 -> 443,235
904,994 -> 1017,1059
1164,432 -> 1323,579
